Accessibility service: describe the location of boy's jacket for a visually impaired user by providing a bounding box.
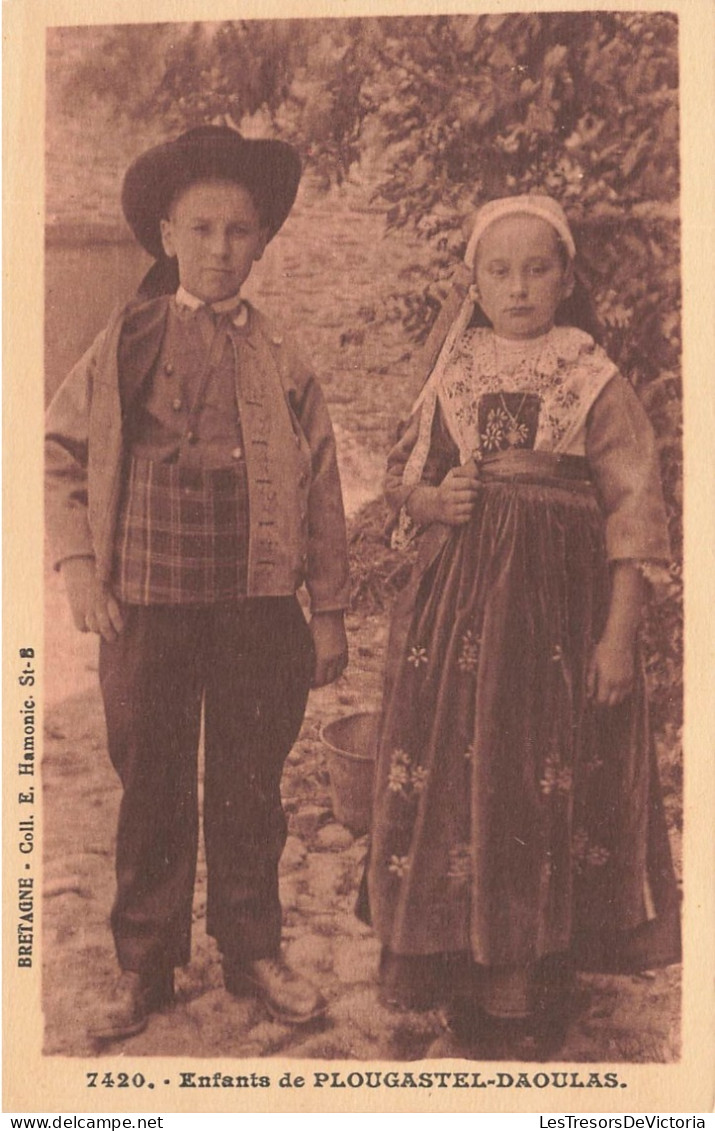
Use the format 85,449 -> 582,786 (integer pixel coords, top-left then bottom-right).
45,295 -> 350,613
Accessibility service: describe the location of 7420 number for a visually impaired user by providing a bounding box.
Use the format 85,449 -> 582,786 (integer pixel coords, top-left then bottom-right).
86,1072 -> 147,1088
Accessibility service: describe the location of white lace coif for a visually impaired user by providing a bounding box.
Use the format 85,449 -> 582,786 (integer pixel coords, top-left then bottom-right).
464,195 -> 576,268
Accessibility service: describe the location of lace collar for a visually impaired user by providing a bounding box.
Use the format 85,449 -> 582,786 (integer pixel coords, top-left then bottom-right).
401,316 -> 616,491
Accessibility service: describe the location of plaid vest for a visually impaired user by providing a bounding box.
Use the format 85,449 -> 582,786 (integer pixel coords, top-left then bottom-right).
46,294 -> 348,609
113,306 -> 250,603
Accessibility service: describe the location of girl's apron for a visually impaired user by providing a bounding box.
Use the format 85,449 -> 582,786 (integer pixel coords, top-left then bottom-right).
363,451 -> 680,1015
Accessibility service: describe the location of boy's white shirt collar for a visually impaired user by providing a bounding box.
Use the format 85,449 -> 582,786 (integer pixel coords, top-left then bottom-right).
175,285 -> 249,327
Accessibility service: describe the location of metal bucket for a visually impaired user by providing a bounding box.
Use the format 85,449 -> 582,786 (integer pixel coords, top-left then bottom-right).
321,712 -> 378,835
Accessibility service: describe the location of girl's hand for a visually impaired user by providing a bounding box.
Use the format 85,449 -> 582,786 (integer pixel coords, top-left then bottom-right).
437,461 -> 482,525
61,557 -> 125,642
310,610 -> 349,688
409,460 -> 481,526
586,635 -> 635,707
586,561 -> 644,707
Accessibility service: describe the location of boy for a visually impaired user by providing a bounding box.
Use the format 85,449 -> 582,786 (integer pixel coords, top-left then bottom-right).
45,126 -> 350,1040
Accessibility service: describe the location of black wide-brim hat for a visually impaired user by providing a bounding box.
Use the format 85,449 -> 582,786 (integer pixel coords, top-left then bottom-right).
122,125 -> 302,260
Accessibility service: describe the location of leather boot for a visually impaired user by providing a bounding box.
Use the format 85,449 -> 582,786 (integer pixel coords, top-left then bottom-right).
88,967 -> 175,1042
224,956 -> 326,1024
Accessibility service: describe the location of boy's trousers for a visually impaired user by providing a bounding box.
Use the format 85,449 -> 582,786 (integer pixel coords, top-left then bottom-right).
98,596 -> 314,974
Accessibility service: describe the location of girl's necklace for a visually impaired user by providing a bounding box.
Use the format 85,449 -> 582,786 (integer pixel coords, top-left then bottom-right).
492,333 -> 550,447
498,391 -> 530,446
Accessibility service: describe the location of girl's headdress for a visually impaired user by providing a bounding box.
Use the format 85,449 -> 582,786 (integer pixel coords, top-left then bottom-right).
422,194 -> 578,389
393,195 -> 580,529
464,194 -> 576,268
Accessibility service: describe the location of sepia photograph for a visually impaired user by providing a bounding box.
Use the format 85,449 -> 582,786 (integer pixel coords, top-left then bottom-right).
4,0 -> 714,1116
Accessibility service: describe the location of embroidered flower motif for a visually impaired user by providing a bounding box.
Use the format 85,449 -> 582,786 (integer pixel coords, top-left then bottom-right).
505,421 -> 530,448
438,326 -> 613,458
457,630 -> 481,672
554,387 -> 579,412
572,829 -> 610,869
407,645 -> 429,669
540,753 -> 572,796
464,743 -> 477,762
481,407 -> 510,451
388,854 -> 410,878
411,766 -> 429,793
479,405 -> 529,451
387,748 -> 430,797
551,644 -> 564,662
584,755 -> 604,774
447,843 -> 472,880
572,828 -> 589,862
387,764 -> 410,792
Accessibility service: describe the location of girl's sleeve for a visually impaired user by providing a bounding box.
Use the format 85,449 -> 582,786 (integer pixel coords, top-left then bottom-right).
385,404 -> 459,515
586,373 -> 670,561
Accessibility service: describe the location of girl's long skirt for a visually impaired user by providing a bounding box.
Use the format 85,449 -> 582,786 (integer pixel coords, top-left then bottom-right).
364,465 -> 680,1015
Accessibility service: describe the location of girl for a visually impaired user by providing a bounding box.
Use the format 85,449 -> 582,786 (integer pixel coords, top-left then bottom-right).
362,195 -> 680,1057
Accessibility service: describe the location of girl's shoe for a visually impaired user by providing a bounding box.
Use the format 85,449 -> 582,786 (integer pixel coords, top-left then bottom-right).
447,997 -> 569,1061
529,980 -> 584,1060
446,997 -> 514,1058
424,1030 -> 477,1059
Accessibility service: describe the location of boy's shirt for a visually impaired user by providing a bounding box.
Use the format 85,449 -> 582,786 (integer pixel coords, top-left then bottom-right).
174,285 -> 249,322
45,292 -> 350,614
128,290 -> 247,469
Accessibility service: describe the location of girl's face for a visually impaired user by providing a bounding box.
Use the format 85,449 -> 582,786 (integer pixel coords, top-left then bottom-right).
473,215 -> 574,340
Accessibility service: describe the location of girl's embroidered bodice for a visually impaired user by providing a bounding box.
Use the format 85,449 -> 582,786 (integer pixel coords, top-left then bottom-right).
438,326 -> 618,459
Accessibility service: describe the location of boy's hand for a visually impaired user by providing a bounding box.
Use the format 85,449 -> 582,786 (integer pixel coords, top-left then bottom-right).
61,557 -> 125,643
586,635 -> 635,707
309,611 -> 348,688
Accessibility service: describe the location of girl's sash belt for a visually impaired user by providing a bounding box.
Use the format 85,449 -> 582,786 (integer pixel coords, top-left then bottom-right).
477,450 -> 593,492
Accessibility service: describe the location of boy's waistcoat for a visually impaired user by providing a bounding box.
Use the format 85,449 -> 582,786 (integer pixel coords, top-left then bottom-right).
47,295 -> 348,609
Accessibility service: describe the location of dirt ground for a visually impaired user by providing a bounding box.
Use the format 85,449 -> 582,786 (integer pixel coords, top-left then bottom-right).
42,179 -> 681,1064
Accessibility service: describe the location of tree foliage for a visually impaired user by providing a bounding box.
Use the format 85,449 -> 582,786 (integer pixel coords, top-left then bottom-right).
63,15 -> 680,391
62,13 -> 682,726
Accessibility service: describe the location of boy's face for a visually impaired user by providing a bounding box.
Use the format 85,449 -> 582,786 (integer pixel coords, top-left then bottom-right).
160,179 -> 269,303
474,215 -> 573,340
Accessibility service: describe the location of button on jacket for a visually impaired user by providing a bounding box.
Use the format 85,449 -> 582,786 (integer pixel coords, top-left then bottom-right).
45,295 -> 350,614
